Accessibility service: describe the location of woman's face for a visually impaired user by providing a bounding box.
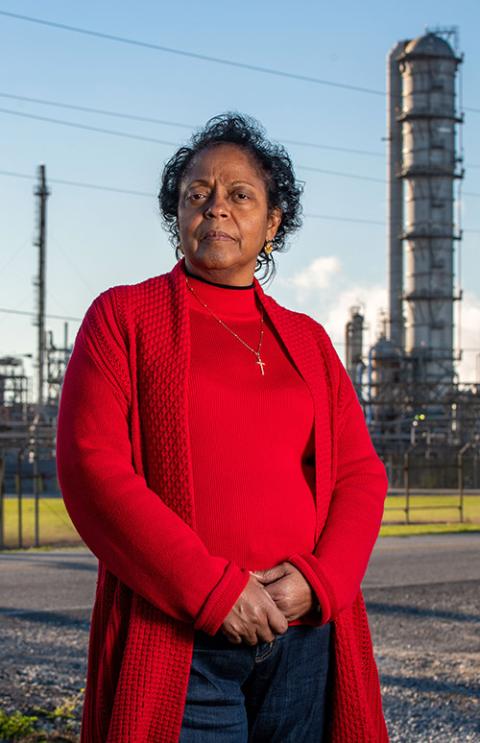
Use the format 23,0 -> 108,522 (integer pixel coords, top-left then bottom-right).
177,143 -> 281,285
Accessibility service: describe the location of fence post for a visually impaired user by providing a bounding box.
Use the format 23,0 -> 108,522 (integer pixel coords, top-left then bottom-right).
404,450 -> 410,524
16,449 -> 23,549
0,456 -> 4,550
457,442 -> 472,525
33,449 -> 40,548
458,450 -> 463,524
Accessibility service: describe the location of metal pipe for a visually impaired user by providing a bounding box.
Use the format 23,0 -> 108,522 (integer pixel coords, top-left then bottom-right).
387,40 -> 409,349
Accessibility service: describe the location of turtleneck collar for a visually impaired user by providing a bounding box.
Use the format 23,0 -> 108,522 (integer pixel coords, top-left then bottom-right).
182,261 -> 260,320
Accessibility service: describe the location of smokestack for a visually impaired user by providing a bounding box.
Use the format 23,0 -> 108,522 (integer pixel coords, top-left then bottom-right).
398,32 -> 462,388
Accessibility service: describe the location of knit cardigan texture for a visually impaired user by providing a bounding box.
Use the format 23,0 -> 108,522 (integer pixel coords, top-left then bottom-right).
57,257 -> 389,742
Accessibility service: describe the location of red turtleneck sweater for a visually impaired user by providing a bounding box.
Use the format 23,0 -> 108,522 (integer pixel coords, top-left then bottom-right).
185,270 -> 320,625
56,260 -> 389,741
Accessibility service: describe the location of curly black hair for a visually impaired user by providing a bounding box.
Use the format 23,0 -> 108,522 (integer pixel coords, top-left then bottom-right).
158,112 -> 303,283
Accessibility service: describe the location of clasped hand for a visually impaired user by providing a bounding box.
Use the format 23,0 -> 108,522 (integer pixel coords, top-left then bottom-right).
220,562 -> 316,646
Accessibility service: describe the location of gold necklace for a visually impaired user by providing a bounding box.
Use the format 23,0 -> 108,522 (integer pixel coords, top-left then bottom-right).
185,275 -> 267,376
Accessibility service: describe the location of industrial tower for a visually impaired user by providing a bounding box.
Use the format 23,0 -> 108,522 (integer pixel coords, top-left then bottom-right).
344,30 -> 480,487
387,30 -> 463,397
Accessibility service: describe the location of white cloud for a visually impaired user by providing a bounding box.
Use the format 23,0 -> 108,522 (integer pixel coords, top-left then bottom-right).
277,256 -> 387,360
278,256 -> 342,301
322,288 -> 480,383
278,256 -> 480,383
320,285 -> 388,354
456,291 -> 480,383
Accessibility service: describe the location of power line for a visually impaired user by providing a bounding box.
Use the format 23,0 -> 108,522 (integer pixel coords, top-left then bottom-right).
2,11 -> 479,111
0,168 -> 152,196
0,107 -> 179,147
0,169 -> 152,196
49,234 -> 96,294
0,110 -> 387,184
0,169 -> 384,225
0,91 -> 194,130
2,169 -> 480,230
0,91 -> 385,158
4,109 -> 473,187
2,103 -> 479,187
2,9 -> 479,125
0,10 -> 386,97
0,307 -> 82,322
2,305 -> 480,352
299,165 -> 384,183
303,213 -> 384,225
0,238 -> 30,274
281,138 -> 383,157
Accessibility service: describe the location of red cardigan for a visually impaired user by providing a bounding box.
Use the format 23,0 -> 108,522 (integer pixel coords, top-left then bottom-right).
186,271 -> 320,627
57,257 -> 389,742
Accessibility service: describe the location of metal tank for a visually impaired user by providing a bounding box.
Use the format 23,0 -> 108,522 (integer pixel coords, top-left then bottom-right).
393,32 -> 463,393
367,336 -> 404,423
345,306 -> 365,394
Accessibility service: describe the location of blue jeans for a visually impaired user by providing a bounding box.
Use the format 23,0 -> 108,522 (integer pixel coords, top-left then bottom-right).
179,623 -> 332,742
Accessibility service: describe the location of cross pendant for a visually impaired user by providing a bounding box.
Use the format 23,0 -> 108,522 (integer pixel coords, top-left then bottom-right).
256,356 -> 266,375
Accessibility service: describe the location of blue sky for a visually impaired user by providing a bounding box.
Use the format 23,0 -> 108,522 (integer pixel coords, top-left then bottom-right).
1,0 -> 479,385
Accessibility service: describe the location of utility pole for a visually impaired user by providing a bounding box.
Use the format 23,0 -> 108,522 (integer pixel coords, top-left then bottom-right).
32,165 -> 50,547
33,164 -> 49,409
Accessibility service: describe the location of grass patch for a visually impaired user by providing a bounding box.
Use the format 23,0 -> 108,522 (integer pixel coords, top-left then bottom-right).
383,493 -> 480,521
381,493 -> 480,536
1,498 -> 80,549
1,494 -> 479,548
380,522 -> 480,537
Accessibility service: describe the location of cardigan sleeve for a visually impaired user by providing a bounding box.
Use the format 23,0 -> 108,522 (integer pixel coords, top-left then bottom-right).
56,292 -> 249,636
288,336 -> 388,624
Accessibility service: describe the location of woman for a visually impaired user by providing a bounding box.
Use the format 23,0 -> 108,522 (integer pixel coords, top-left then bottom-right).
57,113 -> 389,742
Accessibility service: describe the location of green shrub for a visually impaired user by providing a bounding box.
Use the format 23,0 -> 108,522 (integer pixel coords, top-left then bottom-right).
0,709 -> 37,739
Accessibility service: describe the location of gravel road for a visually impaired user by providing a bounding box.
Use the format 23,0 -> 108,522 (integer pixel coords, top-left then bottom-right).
0,535 -> 479,742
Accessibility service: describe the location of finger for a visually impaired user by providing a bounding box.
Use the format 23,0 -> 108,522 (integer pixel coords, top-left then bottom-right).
262,587 -> 280,606
257,626 -> 276,643
250,567 -> 282,582
267,604 -> 289,635
221,629 -> 242,644
262,575 -> 290,600
263,577 -> 303,618
242,628 -> 259,646
250,565 -> 286,583
265,587 -> 289,611
265,593 -> 291,619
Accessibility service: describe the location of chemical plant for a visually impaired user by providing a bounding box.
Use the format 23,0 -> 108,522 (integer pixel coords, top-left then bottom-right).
1,29 -> 479,540
345,28 -> 480,488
